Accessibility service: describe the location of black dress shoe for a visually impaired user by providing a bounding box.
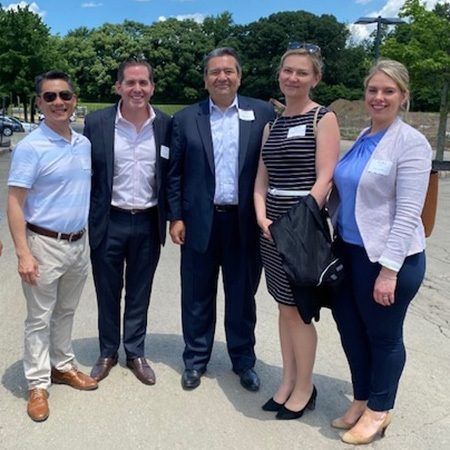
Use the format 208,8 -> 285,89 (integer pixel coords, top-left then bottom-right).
239,368 -> 260,392
262,397 -> 284,412
90,354 -> 118,382
126,357 -> 156,385
276,385 -> 317,420
181,369 -> 205,390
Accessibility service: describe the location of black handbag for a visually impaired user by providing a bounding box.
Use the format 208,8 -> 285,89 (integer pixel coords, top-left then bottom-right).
269,195 -> 344,287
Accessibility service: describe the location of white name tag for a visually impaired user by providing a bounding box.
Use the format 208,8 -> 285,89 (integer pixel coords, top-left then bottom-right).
238,109 -> 255,121
161,145 -> 170,159
287,125 -> 306,138
367,159 -> 393,176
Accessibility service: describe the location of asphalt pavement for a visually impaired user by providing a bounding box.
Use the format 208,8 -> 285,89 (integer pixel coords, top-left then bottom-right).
0,136 -> 449,449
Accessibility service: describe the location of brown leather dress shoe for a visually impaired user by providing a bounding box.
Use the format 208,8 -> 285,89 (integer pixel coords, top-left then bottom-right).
90,354 -> 119,382
51,368 -> 98,390
27,388 -> 49,422
126,357 -> 156,385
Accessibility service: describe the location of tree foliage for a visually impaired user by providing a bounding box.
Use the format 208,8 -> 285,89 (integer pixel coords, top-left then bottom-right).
382,0 -> 450,158
234,11 -> 353,101
0,4 -> 63,120
0,2 -> 446,136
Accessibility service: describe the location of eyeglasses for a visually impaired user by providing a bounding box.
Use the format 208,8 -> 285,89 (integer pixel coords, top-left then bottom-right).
287,42 -> 321,54
40,90 -> 74,102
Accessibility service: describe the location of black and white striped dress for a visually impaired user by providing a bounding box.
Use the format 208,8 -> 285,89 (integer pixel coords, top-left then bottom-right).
260,106 -> 329,306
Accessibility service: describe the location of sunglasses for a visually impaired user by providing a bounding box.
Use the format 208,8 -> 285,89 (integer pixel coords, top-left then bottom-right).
287,42 -> 321,53
40,90 -> 74,102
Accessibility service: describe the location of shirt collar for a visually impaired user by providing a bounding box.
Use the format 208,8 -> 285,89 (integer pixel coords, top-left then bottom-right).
115,100 -> 155,126
209,96 -> 239,114
40,121 -> 78,144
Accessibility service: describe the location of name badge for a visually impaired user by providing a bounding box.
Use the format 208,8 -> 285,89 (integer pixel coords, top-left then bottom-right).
367,159 -> 393,176
161,145 -> 170,159
238,109 -> 255,121
287,125 -> 306,138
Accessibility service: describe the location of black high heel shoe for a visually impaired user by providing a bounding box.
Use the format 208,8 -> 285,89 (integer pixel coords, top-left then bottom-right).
276,386 -> 317,420
262,397 -> 284,412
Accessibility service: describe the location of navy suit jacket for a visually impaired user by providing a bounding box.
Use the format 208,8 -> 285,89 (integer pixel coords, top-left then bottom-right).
167,95 -> 275,254
84,104 -> 172,250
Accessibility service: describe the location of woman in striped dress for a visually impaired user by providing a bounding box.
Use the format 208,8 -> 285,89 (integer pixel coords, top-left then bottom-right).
254,44 -> 340,419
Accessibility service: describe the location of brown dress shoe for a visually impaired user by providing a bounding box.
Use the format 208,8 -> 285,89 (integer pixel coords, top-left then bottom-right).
51,368 -> 98,390
90,354 -> 119,382
27,388 -> 49,422
126,357 -> 156,385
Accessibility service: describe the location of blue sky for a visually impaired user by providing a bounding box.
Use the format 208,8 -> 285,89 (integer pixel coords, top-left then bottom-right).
2,0 -> 446,39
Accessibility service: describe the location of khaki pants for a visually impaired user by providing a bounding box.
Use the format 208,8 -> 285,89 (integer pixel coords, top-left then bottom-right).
22,231 -> 89,390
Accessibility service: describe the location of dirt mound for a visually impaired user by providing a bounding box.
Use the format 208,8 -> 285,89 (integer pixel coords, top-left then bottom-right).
330,99 -> 365,116
329,99 -> 369,129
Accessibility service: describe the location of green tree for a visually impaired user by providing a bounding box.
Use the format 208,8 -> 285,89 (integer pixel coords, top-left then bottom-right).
233,11 -> 355,102
383,0 -> 450,160
60,21 -> 146,102
0,4 -> 64,120
202,12 -> 235,47
144,18 -> 212,102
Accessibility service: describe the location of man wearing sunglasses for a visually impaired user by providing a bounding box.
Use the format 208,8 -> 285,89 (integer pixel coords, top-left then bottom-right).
7,70 -> 97,422
84,58 -> 172,385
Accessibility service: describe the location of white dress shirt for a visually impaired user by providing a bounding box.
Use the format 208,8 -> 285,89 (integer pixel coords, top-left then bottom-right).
210,97 -> 239,205
112,103 -> 157,209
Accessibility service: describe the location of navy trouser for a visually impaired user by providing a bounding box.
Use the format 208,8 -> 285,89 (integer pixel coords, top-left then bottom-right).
181,208 -> 259,374
332,240 -> 425,411
91,207 -> 161,359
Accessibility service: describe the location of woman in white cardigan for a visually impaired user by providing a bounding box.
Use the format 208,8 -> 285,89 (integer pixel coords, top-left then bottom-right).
330,59 -> 432,445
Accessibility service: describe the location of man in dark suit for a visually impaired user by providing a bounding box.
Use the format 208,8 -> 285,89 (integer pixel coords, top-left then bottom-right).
167,47 -> 275,391
84,57 -> 171,385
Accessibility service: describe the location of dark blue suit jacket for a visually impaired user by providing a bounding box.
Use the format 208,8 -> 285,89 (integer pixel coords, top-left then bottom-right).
167,95 -> 275,255
84,105 -> 172,250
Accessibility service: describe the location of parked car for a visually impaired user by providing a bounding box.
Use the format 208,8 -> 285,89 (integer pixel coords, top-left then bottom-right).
11,116 -> 38,133
0,120 -> 13,137
0,115 -> 24,133
21,121 -> 39,132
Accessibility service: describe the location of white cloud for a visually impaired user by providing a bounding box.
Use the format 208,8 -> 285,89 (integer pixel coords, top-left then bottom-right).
158,13 -> 205,24
81,2 -> 103,7
350,0 -> 447,42
175,13 -> 205,23
2,1 -> 45,17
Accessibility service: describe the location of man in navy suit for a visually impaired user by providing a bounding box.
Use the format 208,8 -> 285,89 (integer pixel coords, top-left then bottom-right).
84,58 -> 171,385
167,47 -> 275,391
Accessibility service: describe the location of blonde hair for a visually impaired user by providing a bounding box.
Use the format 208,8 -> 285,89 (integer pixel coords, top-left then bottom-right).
364,59 -> 410,112
279,48 -> 323,79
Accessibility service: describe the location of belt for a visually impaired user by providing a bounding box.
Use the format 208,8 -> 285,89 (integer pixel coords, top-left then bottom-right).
214,204 -> 238,213
268,187 -> 310,197
27,223 -> 85,242
111,205 -> 155,214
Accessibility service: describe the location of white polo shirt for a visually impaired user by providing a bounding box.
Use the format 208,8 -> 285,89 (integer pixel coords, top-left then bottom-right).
8,122 -> 91,233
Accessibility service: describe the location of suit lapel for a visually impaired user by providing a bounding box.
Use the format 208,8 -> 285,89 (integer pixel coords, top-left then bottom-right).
238,96 -> 252,174
153,110 -> 162,193
196,100 -> 215,174
102,106 -> 116,192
